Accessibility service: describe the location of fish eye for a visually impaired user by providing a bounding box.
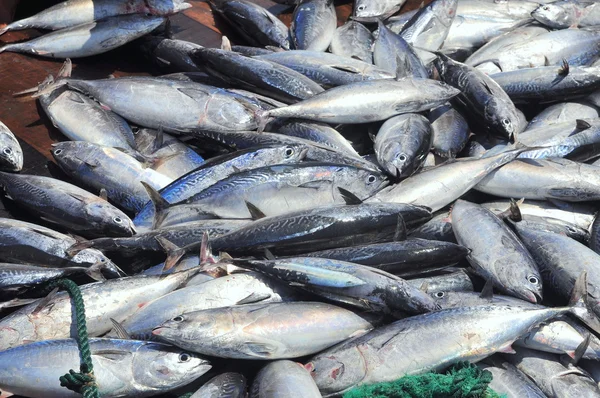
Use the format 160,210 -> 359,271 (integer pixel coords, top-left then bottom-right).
284,147 -> 295,157
367,175 -> 377,184
397,153 -> 407,162
3,148 -> 12,155
357,4 -> 366,11
53,148 -> 62,155
435,291 -> 445,298
172,315 -> 185,322
527,275 -> 539,285
502,118 -> 511,126
179,353 -> 191,362
113,217 -> 123,224
542,6 -> 549,10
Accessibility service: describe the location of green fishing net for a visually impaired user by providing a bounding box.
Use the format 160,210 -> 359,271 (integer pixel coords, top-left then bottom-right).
343,362 -> 502,398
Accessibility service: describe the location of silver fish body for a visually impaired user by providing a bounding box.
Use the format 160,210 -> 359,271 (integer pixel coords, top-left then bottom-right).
527,101 -> 599,130
477,357 -> 548,398
374,22 -> 428,79
192,372 -> 247,398
250,361 -> 321,398
354,0 -> 407,22
429,104 -> 469,158
400,0 -> 458,52
291,0 -> 337,51
330,21 -> 373,63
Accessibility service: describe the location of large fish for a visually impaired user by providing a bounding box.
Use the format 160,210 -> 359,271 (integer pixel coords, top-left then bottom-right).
0,338 -> 210,398
0,121 -> 23,172
0,15 -> 165,58
374,21 -> 428,79
290,0 -> 337,51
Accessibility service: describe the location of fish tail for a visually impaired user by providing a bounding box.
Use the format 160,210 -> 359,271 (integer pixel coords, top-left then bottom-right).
568,271 -> 600,335
255,109 -> 270,133
0,25 -> 9,37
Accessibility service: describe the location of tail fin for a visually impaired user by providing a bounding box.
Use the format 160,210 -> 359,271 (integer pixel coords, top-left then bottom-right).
66,240 -> 95,256
13,59 -> 71,98
140,181 -> 172,229
84,261 -> 107,282
0,24 -> 10,37
155,236 -> 185,271
568,272 -> 600,335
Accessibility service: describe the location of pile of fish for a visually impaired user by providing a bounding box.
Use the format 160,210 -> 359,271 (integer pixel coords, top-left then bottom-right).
3,0 -> 600,396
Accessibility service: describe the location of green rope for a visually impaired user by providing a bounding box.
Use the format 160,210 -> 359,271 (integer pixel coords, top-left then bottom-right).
343,362 -> 501,398
45,279 -> 100,398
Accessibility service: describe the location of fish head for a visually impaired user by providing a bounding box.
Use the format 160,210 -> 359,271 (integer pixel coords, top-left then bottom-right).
264,144 -> 310,165
531,4 -> 574,29
379,141 -> 412,178
432,0 -> 458,27
133,343 -> 211,390
484,97 -> 521,139
353,0 -> 400,21
0,140 -> 23,172
145,0 -> 193,15
513,272 -> 544,304
337,167 -> 389,199
152,311 -> 227,343
51,141 -> 92,172
306,346 -> 366,395
85,201 -> 136,237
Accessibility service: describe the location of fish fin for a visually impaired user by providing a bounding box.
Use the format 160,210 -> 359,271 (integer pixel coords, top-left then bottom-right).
57,59 -> 72,79
31,287 -> 59,315
0,297 -> 38,310
264,249 -> 276,260
558,59 -> 570,76
65,240 -> 94,256
497,198 -> 522,221
297,180 -> 332,190
221,35 -> 232,51
419,282 -> 429,292
82,158 -> 101,168
93,350 -> 132,361
393,214 -> 407,241
153,128 -> 165,153
497,343 -> 516,354
98,188 -> 108,201
481,80 -> 494,95
241,341 -> 278,356
576,119 -> 592,130
84,261 -> 106,282
245,200 -> 266,220
66,192 -> 89,203
236,292 -> 271,305
568,272 -> 600,335
572,332 -> 591,364
330,65 -> 362,75
471,59 -> 503,72
155,236 -> 185,271
479,279 -> 494,299
255,110 -> 270,134
140,181 -> 171,229
164,17 -> 173,39
337,187 -> 363,205
110,318 -> 131,340
544,56 -> 551,66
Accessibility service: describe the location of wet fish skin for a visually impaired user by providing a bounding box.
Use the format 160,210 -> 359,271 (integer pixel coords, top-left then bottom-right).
304,239 -> 469,276
475,158 -> 600,202
514,225 -> 600,319
211,203 -> 430,255
429,104 -> 469,158
0,218 -> 119,275
477,357 -> 548,398
504,347 -> 600,398
354,0 -> 406,22
192,372 -> 247,398
208,0 -> 289,50
63,77 -> 260,133
261,78 -> 460,125
434,53 -> 522,140
0,263 -> 92,299
291,0 -> 337,51
375,113 -> 432,178
532,1 -> 599,29
250,361 -> 321,398
0,172 -> 135,238
133,144 -> 309,231
153,302 -> 375,359
330,21 -> 373,63
368,149 -> 524,212
139,36 -> 204,73
110,272 -> 296,340
408,212 -> 456,243
0,15 -> 166,58
0,271 -> 194,351
0,338 -> 210,398
40,89 -> 137,151
308,304 -> 581,397
0,0 -> 189,35
192,48 -> 324,103
527,101 -> 599,130
52,141 -> 173,213
256,50 -> 394,87
374,21 -> 428,79
400,0 -> 458,52
508,215 -> 590,244
406,270 -> 474,294
0,121 -> 23,172
451,200 -> 543,303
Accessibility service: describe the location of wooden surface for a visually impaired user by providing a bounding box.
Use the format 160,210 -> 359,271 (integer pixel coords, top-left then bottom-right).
0,0 -> 425,172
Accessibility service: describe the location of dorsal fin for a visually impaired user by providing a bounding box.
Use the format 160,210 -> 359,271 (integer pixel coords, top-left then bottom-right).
246,200 -> 266,220
140,181 -> 171,229
110,318 -> 131,340
479,279 -> 494,299
264,249 -> 276,260
393,215 -> 407,241
338,187 -> 363,205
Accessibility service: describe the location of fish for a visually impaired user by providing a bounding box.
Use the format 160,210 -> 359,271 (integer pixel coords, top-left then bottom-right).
451,199 -> 542,303
304,239 -> 469,277
406,269 -> 474,295
0,270 -> 195,351
290,0 -> 337,51
208,0 -> 289,50
408,212 -> 456,242
0,338 -> 210,398
374,21 -> 428,79
429,104 -> 469,158
250,361 -> 321,398
477,356 -> 549,398
192,372 -> 247,398
255,50 -> 394,87
434,52 -> 523,139
527,101 -> 599,130
400,0 -> 458,53
374,113 -> 432,178
532,1 -> 600,29
258,78 -> 460,126
210,202 -> 430,255
0,121 -> 23,172
139,36 -> 204,73
152,302 -> 376,359
0,15 -> 166,58
353,0 -> 407,22
51,141 -> 173,213
507,215 -> 590,244
191,48 -> 324,104
0,172 -> 135,238
231,257 -> 439,315
329,21 -> 373,63
133,144 -> 309,231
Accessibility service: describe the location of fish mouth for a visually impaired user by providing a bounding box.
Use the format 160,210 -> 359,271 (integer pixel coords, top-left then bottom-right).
522,290 -> 540,304
152,327 -> 165,336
